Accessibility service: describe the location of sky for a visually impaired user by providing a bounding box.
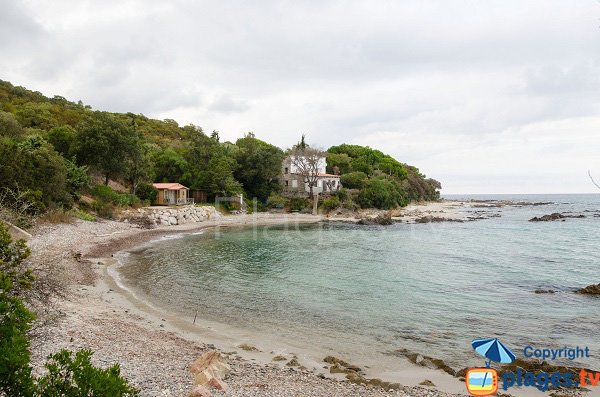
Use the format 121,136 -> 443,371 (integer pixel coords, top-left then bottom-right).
1,0 -> 600,194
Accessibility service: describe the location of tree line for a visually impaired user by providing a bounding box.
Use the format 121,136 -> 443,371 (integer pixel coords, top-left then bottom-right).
0,79 -> 440,218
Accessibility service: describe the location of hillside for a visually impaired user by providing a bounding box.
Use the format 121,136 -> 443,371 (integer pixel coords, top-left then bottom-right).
0,79 -> 440,222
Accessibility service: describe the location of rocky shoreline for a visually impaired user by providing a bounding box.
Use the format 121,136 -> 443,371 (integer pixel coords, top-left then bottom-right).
24,208 -> 477,397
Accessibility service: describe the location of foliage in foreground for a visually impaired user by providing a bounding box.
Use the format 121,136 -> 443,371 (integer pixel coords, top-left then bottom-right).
0,222 -> 139,397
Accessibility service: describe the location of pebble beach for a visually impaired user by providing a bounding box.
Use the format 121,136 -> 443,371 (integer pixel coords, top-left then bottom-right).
24,205 -> 477,397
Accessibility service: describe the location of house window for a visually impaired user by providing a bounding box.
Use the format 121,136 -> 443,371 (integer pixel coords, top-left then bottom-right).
292,179 -> 297,188
285,180 -> 289,186
284,167 -> 289,174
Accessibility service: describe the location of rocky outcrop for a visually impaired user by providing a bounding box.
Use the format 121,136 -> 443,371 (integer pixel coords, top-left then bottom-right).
357,213 -> 393,225
576,284 -> 600,295
122,205 -> 221,226
529,212 -> 585,222
190,351 -> 231,390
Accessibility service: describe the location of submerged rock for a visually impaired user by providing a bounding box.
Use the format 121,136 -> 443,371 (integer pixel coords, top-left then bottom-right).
237,343 -> 259,352
534,289 -> 556,294
323,356 -> 362,373
576,283 -> 600,295
529,213 -> 585,222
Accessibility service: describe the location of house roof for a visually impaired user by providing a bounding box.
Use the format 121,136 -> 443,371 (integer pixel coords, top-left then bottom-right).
152,183 -> 189,190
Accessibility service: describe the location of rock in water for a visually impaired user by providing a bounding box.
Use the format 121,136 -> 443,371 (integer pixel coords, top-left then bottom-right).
357,213 -> 393,225
190,351 -> 231,388
576,284 -> 600,295
188,385 -> 212,397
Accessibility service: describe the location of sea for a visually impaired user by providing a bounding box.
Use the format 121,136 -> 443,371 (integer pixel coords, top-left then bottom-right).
115,194 -> 600,372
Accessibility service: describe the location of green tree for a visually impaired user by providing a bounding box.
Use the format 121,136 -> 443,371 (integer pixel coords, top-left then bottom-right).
340,171 -> 368,189
357,177 -> 403,209
184,131 -> 242,197
75,113 -> 139,185
151,148 -> 188,183
325,152 -> 352,175
64,158 -> 90,199
46,125 -> 76,157
234,135 -> 284,201
0,136 -> 71,210
0,111 -> 23,138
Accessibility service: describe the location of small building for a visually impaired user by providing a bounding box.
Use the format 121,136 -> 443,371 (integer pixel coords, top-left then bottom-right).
152,183 -> 193,205
281,155 -> 341,196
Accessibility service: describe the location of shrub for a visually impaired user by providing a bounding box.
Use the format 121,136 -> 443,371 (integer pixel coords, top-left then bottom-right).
340,172 -> 368,189
335,188 -> 350,202
135,183 -> 157,204
288,197 -> 310,212
36,209 -> 74,225
266,193 -> 286,209
0,223 -> 139,397
69,209 -> 96,222
321,196 -> 340,212
37,349 -> 139,397
91,185 -> 139,207
357,177 -> 403,209
90,201 -> 114,219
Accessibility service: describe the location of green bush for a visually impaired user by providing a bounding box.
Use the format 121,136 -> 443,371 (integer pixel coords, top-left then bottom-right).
288,197 -> 310,212
135,183 -> 157,204
340,172 -> 368,189
69,209 -> 96,222
321,196 -> 340,212
91,185 -> 139,207
357,177 -> 403,209
0,222 -> 139,397
90,201 -> 114,219
335,188 -> 350,202
37,349 -> 139,397
266,193 -> 286,209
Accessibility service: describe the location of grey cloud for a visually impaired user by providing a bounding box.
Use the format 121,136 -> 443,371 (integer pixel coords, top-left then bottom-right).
208,95 -> 249,113
1,0 -> 599,192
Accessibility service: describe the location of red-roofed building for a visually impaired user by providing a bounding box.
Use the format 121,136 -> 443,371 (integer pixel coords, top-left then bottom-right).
152,183 -> 193,205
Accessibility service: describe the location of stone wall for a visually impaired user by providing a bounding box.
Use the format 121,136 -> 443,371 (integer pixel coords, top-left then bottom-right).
123,205 -> 221,226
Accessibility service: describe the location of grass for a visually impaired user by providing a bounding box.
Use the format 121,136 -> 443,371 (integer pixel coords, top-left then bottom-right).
70,208 -> 97,222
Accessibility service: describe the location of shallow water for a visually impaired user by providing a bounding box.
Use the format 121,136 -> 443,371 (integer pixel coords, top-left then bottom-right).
117,194 -> 600,371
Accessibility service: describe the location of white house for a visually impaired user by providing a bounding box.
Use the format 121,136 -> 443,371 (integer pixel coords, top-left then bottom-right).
281,155 -> 341,195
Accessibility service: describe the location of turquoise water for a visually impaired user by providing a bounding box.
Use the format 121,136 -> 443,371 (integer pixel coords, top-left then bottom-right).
117,194 -> 600,370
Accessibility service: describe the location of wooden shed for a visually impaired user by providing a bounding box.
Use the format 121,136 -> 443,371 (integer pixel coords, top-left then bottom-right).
152,183 -> 193,205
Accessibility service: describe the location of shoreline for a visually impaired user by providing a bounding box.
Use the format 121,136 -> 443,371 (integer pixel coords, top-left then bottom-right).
25,201 -> 556,396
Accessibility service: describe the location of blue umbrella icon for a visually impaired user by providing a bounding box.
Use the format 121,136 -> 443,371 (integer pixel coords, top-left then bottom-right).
472,338 -> 516,367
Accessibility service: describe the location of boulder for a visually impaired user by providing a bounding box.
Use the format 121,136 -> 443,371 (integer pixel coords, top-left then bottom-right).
190,350 -> 231,388
188,385 -> 212,397
529,212 -> 586,222
168,216 -> 177,225
576,284 -> 600,295
357,213 -> 393,225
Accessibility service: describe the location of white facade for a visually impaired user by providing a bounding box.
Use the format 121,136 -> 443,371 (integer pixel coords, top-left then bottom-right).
282,155 -> 341,195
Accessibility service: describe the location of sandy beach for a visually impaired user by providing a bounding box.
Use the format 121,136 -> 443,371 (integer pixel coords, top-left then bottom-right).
25,202 -> 497,397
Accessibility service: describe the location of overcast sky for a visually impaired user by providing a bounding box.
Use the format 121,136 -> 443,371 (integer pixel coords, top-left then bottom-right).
2,0 -> 600,193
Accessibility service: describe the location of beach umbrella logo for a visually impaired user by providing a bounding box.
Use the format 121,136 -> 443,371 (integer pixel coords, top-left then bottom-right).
471,338 -> 516,367
465,338 -> 516,396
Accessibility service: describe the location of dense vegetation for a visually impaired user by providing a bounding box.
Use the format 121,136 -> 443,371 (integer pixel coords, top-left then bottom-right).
327,144 -> 440,209
0,223 -> 139,396
0,79 -> 440,218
